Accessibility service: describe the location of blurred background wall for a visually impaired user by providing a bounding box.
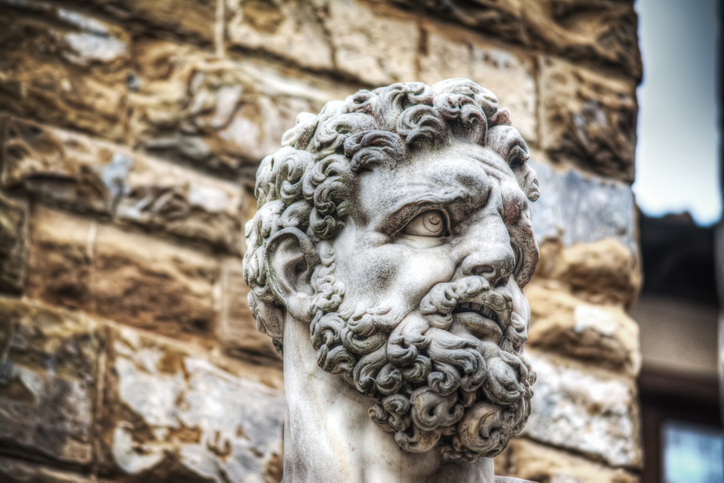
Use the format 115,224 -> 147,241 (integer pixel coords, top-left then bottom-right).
0,0 -> 696,481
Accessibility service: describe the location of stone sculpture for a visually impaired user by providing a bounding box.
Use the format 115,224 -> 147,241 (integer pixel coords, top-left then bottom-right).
243,80 -> 540,483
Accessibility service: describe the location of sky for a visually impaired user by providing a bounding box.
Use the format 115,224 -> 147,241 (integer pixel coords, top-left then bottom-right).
634,0 -> 722,226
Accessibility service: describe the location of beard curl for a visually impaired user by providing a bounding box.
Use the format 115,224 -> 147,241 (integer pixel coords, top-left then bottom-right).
309,272 -> 535,462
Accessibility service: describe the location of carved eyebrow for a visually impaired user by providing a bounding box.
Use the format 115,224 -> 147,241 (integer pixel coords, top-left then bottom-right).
374,189 -> 473,236
364,157 -> 493,235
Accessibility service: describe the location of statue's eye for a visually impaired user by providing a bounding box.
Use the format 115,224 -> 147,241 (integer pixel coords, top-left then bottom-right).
403,210 -> 448,237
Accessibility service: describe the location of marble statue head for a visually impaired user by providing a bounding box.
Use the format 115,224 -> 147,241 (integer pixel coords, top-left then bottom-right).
243,80 -> 540,463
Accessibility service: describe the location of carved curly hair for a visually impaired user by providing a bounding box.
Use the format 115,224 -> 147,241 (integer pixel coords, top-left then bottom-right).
243,79 -> 541,461
244,79 -> 538,352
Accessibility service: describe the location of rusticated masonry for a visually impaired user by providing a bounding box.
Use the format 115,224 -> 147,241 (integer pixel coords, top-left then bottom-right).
0,0 -> 642,482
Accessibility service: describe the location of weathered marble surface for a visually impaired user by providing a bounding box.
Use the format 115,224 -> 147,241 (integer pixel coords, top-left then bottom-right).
244,80 -> 541,482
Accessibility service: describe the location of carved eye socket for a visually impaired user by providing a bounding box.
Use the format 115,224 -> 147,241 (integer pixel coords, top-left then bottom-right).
403,210 -> 448,237
511,242 -> 522,276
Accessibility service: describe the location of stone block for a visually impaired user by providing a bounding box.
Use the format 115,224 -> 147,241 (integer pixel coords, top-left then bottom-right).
77,0 -> 216,44
548,239 -> 642,309
226,0 -> 333,71
418,23 -> 537,143
500,438 -> 639,483
99,325 -> 286,482
3,117 -> 118,215
538,57 -> 637,182
0,297 -> 99,466
522,1 -> 642,80
118,153 -> 245,255
0,456 -> 95,483
2,117 -> 245,254
129,40 -> 347,174
26,206 -> 94,311
387,0 -> 526,43
526,283 -> 641,375
26,206 -> 220,340
93,223 -> 220,339
0,1 -> 129,142
528,159 -> 640,307
529,159 -> 636,252
386,0 -> 642,79
218,258 -> 280,366
0,193 -> 28,294
227,0 -> 421,86
522,350 -> 642,469
318,0 -> 419,86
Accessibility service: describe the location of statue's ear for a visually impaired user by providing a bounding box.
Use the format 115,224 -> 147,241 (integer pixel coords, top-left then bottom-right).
265,227 -> 320,323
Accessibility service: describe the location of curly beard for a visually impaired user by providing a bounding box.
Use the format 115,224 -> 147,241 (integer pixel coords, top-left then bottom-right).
309,273 -> 536,463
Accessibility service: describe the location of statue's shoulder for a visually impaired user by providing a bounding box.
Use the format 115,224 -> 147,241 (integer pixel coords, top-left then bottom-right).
495,478 -> 537,483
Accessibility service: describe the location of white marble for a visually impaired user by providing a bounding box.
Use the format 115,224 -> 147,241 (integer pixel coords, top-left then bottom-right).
243,80 -> 541,482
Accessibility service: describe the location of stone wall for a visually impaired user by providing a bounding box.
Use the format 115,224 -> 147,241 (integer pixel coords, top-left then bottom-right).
0,0 -> 643,481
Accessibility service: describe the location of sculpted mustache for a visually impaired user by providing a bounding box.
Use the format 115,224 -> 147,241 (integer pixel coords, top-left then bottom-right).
337,275 -> 515,371
337,275 -> 513,343
419,276 -> 513,331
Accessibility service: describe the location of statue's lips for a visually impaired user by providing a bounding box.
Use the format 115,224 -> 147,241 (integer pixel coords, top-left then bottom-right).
451,302 -> 504,342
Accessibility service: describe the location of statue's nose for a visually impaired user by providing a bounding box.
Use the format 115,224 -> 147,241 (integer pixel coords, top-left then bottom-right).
460,243 -> 516,288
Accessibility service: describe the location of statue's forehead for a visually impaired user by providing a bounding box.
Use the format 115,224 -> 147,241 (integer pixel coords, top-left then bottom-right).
355,143 -> 514,203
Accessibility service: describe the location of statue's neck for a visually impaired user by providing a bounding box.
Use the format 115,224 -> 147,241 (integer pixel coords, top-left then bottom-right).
281,316 -> 494,483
